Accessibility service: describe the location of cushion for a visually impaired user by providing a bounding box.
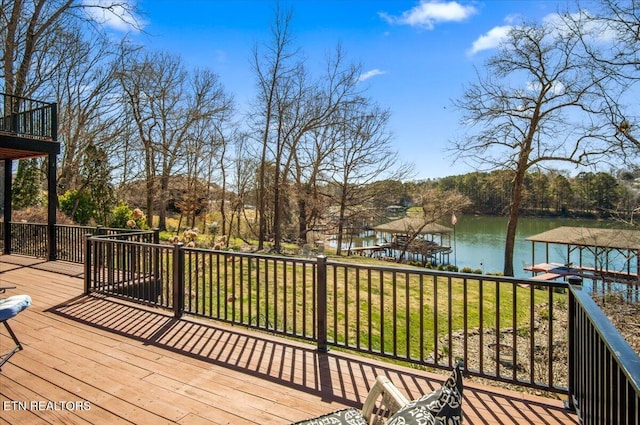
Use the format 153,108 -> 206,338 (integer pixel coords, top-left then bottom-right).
0,295 -> 32,321
386,364 -> 463,425
291,407 -> 368,425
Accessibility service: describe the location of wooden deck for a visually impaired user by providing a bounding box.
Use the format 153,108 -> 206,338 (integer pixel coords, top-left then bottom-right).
0,255 -> 578,424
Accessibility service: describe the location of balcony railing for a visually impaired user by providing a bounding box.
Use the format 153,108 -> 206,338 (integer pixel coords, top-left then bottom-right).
84,236 -> 569,392
2,221 -> 638,423
568,283 -> 640,424
0,93 -> 57,140
0,222 -> 159,262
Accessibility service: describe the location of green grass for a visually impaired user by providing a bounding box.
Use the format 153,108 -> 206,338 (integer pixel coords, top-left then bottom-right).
165,251 -> 558,363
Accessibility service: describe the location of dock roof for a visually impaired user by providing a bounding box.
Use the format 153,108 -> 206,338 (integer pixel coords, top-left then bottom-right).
373,217 -> 452,235
525,226 -> 640,250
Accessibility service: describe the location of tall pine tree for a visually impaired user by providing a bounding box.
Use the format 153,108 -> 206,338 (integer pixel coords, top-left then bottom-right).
13,159 -> 41,209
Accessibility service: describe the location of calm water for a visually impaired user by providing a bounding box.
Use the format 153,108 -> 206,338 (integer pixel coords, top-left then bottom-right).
336,215 -> 629,278
451,215 -> 619,277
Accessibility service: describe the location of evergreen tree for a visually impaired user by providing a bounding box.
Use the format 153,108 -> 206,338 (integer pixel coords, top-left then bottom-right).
13,159 -> 41,209
82,143 -> 115,225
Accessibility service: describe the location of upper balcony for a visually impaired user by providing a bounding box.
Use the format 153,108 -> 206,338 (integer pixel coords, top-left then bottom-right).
0,92 -> 59,160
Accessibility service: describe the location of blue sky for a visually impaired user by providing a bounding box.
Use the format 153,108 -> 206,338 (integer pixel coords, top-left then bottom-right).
110,0 -> 578,180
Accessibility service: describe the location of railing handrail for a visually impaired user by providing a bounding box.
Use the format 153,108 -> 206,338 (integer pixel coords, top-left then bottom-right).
326,257 -> 569,287
90,229 -> 157,239
569,282 -> 640,394
1,92 -> 56,108
1,92 -> 57,140
85,234 -> 560,286
84,235 -> 571,391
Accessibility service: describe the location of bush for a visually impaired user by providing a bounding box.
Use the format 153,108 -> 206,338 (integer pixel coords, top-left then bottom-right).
59,190 -> 94,225
109,201 -> 147,229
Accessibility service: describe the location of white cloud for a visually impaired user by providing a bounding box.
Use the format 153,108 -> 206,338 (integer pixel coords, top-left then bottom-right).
543,10 -> 617,44
527,80 -> 565,96
468,9 -> 617,57
82,0 -> 142,32
358,69 -> 386,83
468,25 -> 513,55
381,1 -> 477,29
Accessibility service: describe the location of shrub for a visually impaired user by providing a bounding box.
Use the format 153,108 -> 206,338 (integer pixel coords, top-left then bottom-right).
59,190 -> 94,225
109,201 -> 148,229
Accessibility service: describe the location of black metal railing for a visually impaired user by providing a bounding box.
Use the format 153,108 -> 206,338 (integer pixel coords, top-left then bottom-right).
324,260 -> 571,393
85,236 -> 170,308
0,93 -> 57,140
6,222 -> 639,423
84,236 -> 571,394
9,222 -> 48,257
0,222 -> 158,262
568,281 -> 640,424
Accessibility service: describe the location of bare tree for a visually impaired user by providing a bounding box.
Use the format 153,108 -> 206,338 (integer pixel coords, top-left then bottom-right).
51,27 -> 133,193
450,21 -> 614,276
251,6 -> 370,252
228,134 -> 257,243
292,124 -> 336,245
328,101 -> 411,255
118,51 -> 232,229
1,0 -> 140,98
566,1 -> 640,161
289,46 -> 368,246
395,188 -> 470,264
249,5 -> 299,250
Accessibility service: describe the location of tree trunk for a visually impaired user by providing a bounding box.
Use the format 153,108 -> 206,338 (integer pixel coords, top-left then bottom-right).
504,168 -> 526,276
298,196 -> 308,244
273,168 -> 282,252
145,155 -> 154,230
158,174 -> 169,231
335,189 -> 347,256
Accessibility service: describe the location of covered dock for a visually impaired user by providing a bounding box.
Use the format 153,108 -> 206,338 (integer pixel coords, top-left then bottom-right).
365,217 -> 453,265
525,226 -> 640,283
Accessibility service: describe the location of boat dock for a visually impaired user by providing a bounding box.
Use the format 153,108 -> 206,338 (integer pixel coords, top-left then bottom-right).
525,262 -> 639,283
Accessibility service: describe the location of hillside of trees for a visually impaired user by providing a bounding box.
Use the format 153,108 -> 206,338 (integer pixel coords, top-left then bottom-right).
430,169 -> 639,219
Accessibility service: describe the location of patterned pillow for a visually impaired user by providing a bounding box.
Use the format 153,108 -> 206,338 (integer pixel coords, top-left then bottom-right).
291,407 -> 368,425
386,364 -> 463,425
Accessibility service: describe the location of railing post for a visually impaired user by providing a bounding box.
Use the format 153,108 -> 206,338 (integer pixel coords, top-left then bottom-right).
173,243 -> 185,318
84,234 -> 93,295
316,255 -> 328,353
566,275 -> 582,412
153,228 -> 161,298
51,102 -> 57,141
3,160 -> 12,254
47,152 -> 57,261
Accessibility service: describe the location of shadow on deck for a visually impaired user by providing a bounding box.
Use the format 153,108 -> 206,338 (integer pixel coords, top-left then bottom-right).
0,256 -> 577,424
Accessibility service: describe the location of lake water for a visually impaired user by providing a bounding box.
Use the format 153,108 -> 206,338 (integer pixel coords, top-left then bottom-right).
335,215 -> 629,278
451,215 -> 618,277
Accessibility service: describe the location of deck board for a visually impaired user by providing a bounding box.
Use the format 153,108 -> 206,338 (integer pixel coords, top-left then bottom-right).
0,256 -> 578,424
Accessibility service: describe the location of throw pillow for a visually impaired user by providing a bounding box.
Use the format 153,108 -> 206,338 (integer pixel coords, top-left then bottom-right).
386,364 -> 463,425
291,407 -> 368,425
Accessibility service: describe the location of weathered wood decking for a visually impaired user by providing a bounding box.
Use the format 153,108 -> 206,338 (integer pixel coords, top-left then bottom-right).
0,255 -> 578,424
